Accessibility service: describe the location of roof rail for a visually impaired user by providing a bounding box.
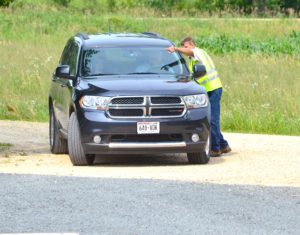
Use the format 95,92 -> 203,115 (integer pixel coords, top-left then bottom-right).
75,32 -> 89,40
141,32 -> 164,39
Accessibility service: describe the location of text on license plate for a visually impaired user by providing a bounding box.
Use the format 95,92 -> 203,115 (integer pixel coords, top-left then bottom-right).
137,122 -> 160,134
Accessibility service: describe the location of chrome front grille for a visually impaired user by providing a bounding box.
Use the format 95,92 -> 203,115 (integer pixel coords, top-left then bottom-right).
107,96 -> 186,118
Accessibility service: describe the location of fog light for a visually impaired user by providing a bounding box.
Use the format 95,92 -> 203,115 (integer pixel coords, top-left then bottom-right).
191,133 -> 200,143
93,135 -> 101,144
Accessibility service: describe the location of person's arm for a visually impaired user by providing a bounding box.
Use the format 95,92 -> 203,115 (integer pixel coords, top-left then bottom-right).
166,46 -> 194,57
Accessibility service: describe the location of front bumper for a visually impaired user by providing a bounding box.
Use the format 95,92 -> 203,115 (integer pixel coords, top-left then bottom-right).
77,108 -> 210,155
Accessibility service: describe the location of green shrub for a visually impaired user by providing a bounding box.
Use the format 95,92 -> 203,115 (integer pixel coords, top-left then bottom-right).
0,0 -> 14,7
52,0 -> 70,7
194,31 -> 300,57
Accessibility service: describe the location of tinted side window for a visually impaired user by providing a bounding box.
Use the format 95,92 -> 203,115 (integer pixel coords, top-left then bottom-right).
59,39 -> 79,76
69,43 -> 79,76
59,41 -> 72,65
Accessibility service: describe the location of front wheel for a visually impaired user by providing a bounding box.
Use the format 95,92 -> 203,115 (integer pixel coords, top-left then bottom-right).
68,112 -> 95,166
187,134 -> 210,164
187,152 -> 209,164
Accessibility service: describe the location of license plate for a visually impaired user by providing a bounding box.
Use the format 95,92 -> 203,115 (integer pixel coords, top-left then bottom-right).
137,122 -> 160,134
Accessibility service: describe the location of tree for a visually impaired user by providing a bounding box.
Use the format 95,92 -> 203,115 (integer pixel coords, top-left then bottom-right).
280,0 -> 300,15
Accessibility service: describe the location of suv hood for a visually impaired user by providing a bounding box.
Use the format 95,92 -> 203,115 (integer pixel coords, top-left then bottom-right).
79,75 -> 206,96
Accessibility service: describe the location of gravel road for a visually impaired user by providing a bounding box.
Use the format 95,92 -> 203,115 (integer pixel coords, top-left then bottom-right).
0,120 -> 299,234
0,174 -> 299,235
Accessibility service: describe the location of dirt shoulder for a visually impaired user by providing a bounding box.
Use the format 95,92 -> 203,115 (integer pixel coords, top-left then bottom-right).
0,120 -> 299,187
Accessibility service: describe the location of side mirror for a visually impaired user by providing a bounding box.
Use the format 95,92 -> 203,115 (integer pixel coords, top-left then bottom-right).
55,65 -> 74,79
193,64 -> 206,78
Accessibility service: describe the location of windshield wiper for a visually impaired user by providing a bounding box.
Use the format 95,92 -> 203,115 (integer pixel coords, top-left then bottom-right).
90,73 -> 120,76
126,72 -> 159,75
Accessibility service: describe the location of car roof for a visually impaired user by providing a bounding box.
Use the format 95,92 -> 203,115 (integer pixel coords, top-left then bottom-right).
75,33 -> 174,48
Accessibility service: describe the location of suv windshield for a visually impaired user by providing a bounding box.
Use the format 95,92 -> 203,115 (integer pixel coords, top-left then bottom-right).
81,47 -> 189,77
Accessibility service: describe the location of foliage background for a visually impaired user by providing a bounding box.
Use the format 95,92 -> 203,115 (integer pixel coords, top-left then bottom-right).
1,0 -> 300,16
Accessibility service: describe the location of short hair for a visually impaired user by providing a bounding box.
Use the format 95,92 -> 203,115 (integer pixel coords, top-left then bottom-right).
180,37 -> 196,46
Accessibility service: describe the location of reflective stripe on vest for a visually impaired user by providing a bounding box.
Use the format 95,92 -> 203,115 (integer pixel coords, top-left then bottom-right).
197,72 -> 219,85
189,48 -> 222,92
188,58 -> 196,72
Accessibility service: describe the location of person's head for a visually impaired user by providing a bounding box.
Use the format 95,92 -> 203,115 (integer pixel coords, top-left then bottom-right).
180,37 -> 196,49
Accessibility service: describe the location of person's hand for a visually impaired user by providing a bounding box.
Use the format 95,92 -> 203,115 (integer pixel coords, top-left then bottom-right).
166,46 -> 176,53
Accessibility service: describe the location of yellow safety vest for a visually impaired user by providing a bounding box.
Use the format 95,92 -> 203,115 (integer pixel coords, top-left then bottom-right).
189,48 -> 222,92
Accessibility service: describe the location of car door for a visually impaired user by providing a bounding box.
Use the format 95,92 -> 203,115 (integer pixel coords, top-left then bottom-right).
51,39 -> 80,133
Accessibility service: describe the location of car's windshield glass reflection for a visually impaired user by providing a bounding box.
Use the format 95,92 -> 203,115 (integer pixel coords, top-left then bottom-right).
81,47 -> 189,77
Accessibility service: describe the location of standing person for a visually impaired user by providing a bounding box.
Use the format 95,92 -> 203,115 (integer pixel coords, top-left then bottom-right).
167,37 -> 231,157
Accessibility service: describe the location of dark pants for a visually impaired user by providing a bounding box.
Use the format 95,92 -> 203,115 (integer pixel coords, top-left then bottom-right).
207,88 -> 229,152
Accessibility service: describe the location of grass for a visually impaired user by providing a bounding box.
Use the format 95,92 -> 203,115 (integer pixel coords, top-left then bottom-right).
0,143 -> 12,152
0,6 -> 299,135
0,41 -> 57,121
215,54 -> 300,135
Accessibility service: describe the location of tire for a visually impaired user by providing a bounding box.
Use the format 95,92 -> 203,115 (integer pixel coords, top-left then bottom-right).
187,134 -> 210,164
187,152 -> 209,164
49,106 -> 68,154
68,112 -> 95,166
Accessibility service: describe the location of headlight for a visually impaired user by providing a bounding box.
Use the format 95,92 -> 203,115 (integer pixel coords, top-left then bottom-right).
79,96 -> 111,110
183,94 -> 208,109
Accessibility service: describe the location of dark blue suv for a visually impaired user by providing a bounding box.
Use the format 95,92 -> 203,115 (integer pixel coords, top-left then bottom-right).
49,32 -> 211,165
